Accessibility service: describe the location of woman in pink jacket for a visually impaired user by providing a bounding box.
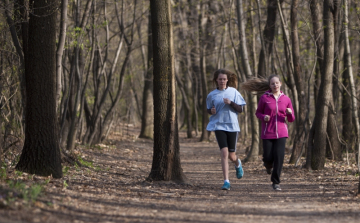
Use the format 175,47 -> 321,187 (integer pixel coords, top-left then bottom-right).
242,74 -> 295,191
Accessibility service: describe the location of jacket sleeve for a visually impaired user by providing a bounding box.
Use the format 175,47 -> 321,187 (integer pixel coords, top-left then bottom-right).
286,98 -> 295,122
255,96 -> 266,121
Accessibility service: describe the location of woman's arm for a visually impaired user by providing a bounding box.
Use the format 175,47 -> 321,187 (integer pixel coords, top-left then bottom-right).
286,100 -> 295,122
230,102 -> 243,113
255,96 -> 266,120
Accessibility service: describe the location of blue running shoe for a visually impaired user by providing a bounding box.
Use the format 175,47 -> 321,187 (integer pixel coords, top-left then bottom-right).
221,182 -> 230,190
235,159 -> 244,179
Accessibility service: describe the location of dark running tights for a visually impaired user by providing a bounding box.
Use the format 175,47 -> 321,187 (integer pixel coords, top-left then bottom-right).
262,138 -> 287,184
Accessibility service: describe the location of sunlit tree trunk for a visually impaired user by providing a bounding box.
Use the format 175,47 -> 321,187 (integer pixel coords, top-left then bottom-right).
343,0 -> 360,192
311,0 -> 336,170
148,0 -> 186,182
235,0 -> 259,162
56,0 -> 68,111
326,1 -> 341,161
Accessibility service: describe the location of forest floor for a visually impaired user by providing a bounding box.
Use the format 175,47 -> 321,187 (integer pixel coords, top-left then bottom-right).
1,124 -> 360,223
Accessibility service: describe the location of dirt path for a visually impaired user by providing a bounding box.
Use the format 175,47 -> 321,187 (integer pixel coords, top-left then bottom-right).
1,127 -> 359,222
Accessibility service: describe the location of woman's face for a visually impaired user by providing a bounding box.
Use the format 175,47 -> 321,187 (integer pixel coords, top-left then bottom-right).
216,73 -> 228,90
269,76 -> 281,94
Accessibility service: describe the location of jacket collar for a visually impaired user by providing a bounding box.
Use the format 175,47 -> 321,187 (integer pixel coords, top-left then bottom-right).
264,90 -> 284,98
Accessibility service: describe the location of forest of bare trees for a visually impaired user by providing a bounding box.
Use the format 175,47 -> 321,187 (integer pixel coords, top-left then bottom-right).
0,0 -> 359,191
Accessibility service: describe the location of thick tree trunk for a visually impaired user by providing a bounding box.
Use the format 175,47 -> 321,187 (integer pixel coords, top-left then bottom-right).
326,1 -> 341,161
16,0 -> 62,178
326,111 -> 342,160
311,0 -> 335,170
148,0 -> 186,182
309,0 -> 324,103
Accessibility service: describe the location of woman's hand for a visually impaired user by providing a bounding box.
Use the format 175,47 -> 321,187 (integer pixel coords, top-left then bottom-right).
264,115 -> 270,122
211,106 -> 216,115
285,108 -> 292,115
223,98 -> 231,105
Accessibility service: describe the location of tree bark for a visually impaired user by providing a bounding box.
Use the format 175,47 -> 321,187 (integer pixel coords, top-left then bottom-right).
139,13 -> 154,139
343,0 -> 360,191
148,0 -> 186,182
342,63 -> 354,152
257,0 -> 283,77
56,0 -> 69,111
235,0 -> 259,162
16,0 -> 62,178
199,2 -> 209,142
326,0 -> 341,161
288,0 -> 307,164
311,0 -> 335,170
309,0 -> 324,103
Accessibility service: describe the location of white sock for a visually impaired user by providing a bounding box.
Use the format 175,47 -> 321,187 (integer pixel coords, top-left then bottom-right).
224,179 -> 230,184
235,158 -> 241,168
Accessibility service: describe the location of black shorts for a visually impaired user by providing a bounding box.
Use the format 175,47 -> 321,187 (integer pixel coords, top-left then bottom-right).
214,130 -> 238,152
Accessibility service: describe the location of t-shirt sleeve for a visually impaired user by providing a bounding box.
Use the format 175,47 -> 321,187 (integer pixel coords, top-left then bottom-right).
206,93 -> 213,109
234,91 -> 246,106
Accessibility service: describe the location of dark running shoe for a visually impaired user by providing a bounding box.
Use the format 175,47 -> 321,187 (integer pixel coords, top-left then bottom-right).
266,167 -> 272,175
272,184 -> 281,191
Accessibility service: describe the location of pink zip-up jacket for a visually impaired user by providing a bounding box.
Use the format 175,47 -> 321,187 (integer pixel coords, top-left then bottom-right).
256,90 -> 295,139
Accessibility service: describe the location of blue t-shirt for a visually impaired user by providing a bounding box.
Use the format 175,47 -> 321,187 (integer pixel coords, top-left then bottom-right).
206,87 -> 246,132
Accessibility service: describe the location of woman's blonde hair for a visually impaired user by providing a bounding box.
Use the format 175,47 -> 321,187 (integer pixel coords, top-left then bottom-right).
212,69 -> 237,89
240,74 -> 280,93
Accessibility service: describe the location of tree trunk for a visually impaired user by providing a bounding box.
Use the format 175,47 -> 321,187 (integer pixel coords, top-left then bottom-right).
148,0 -> 186,182
139,13 -> 154,139
288,0 -> 307,164
257,0 -> 283,77
199,2 -> 209,142
326,1 -> 341,161
343,0 -> 360,192
16,0 -> 62,178
235,0 -> 259,162
188,0 -> 200,136
56,0 -> 68,111
309,0 -> 324,103
342,62 -> 354,152
311,0 -> 335,170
